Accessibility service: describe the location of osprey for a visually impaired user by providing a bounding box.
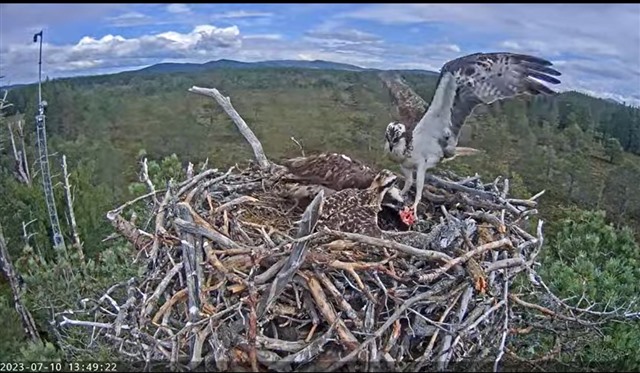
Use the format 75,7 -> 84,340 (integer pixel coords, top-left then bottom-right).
281,152 -> 377,190
277,152 -> 414,226
383,52 -> 562,218
315,169 -> 402,237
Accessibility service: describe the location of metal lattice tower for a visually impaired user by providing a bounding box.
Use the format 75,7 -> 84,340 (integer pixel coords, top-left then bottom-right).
33,30 -> 65,250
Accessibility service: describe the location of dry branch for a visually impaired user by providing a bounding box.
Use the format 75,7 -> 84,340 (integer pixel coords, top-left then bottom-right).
6,120 -> 31,185
188,86 -> 270,170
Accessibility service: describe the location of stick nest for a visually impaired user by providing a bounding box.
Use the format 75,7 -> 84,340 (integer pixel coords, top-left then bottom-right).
54,161 -> 608,372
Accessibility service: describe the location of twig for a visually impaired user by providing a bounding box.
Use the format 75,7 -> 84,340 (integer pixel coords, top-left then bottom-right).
326,229 -> 452,262
214,195 -> 259,215
493,270 -> 509,372
140,158 -> 160,205
151,186 -> 172,262
419,238 -> 511,282
142,262 -> 184,318
314,270 -> 363,328
177,168 -> 219,198
290,136 -> 305,157
106,189 -> 166,219
271,322 -> 336,371
509,294 -> 598,326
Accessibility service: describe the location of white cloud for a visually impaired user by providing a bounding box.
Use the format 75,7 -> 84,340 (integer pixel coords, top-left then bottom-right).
243,34 -> 283,41
304,30 -> 383,50
440,44 -> 460,53
500,41 -> 521,50
108,11 -> 155,27
166,4 -> 191,14
305,29 -> 381,43
212,11 -> 273,19
0,25 -> 242,82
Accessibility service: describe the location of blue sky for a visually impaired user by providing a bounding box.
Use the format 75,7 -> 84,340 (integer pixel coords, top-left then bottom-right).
1,3 -> 639,106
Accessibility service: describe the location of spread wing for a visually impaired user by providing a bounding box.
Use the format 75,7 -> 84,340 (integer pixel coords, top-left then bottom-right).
417,52 -> 562,151
379,71 -> 429,131
282,153 -> 376,190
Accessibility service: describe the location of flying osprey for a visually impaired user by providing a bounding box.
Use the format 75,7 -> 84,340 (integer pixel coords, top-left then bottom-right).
277,152 -> 414,226
383,52 -> 562,218
315,169 -> 403,237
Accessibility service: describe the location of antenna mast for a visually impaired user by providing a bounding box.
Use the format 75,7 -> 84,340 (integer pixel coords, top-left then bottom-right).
33,30 -> 66,251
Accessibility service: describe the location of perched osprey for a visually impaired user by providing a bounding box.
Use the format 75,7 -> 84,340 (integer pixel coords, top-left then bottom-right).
281,152 -> 377,190
383,52 -> 562,218
315,169 -> 402,237
277,152 -> 414,226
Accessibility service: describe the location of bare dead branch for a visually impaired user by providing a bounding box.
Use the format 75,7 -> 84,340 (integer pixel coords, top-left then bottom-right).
188,86 -> 270,170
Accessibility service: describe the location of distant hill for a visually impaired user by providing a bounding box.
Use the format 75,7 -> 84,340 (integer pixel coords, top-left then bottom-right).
134,59 -> 374,75
1,59 -> 441,90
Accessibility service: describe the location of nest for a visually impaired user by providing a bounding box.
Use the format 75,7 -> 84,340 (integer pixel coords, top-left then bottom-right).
53,159 -> 568,372
52,86 -> 633,372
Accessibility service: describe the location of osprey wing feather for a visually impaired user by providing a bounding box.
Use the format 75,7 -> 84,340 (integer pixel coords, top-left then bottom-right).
417,52 -> 562,153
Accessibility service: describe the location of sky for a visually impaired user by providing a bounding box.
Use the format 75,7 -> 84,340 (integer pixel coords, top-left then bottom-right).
1,3 -> 639,106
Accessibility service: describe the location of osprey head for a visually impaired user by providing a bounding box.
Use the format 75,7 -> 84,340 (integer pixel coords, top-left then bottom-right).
384,121 -> 408,156
369,169 -> 399,204
381,185 -> 404,211
372,170 -> 416,227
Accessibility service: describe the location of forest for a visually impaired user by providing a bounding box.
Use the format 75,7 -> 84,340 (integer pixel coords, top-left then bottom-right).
0,65 -> 639,370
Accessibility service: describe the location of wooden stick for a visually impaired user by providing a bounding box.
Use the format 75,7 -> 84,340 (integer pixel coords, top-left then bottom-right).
419,238 -> 511,283
306,274 -> 359,351
326,229 -> 452,262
